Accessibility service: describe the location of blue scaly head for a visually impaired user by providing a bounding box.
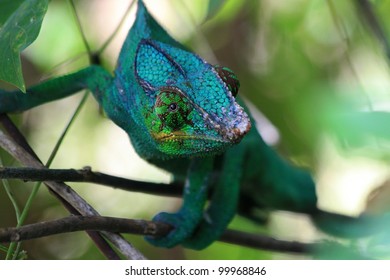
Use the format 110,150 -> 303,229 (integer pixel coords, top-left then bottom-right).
112,0 -> 250,160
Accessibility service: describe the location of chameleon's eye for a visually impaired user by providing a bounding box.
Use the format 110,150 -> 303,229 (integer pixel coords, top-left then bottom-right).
168,103 -> 178,112
154,90 -> 192,130
214,65 -> 240,97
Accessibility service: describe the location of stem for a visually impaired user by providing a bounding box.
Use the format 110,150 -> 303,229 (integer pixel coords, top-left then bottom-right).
0,166 -> 182,197
0,159 -> 21,222
0,215 -> 318,254
69,0 -> 93,63
97,0 -> 137,55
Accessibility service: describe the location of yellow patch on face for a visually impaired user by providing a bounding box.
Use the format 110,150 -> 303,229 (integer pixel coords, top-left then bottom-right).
151,130 -> 192,142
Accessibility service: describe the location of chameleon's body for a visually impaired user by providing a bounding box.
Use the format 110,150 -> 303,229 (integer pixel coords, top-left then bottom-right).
0,1 -> 380,249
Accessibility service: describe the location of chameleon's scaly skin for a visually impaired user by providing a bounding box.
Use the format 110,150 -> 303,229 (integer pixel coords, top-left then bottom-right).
0,0 -> 383,249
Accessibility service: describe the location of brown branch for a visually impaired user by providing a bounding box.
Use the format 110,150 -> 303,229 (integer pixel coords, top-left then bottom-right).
0,216 -> 172,242
220,229 -> 314,254
0,115 -> 146,260
0,215 -> 315,254
0,166 -> 182,197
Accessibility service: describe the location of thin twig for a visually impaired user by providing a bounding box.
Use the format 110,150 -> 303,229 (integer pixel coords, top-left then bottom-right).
97,0 -> 137,55
220,230 -> 315,254
0,215 -> 316,254
0,166 -> 182,197
0,216 -> 172,243
69,0 -> 93,63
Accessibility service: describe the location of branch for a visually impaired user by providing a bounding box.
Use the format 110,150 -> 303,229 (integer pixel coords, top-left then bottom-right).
0,215 -> 315,254
0,216 -> 172,242
220,229 -> 314,254
0,115 -> 146,260
0,166 -> 182,197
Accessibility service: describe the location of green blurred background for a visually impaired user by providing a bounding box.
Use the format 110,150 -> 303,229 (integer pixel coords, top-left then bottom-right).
1,0 -> 390,259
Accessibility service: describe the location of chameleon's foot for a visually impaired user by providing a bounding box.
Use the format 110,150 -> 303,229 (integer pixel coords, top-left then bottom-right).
145,212 -> 196,248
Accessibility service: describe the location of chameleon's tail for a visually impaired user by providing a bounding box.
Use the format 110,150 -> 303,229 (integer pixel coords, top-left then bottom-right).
312,209 -> 390,238
0,65 -> 111,113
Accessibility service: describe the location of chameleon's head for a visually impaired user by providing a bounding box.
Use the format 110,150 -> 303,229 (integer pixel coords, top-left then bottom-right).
134,39 -> 251,158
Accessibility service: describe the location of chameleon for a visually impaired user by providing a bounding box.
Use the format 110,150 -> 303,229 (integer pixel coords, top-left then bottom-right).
0,0 -> 387,250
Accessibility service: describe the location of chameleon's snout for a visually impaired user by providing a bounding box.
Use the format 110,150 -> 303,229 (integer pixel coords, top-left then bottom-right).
231,120 -> 251,142
221,105 -> 251,143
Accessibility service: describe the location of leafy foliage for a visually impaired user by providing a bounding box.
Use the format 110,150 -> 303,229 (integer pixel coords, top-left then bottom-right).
0,0 -> 48,92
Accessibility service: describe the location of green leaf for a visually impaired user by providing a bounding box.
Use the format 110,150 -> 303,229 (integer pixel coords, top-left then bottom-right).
320,109 -> 390,157
0,0 -> 48,92
0,0 -> 24,26
326,111 -> 390,141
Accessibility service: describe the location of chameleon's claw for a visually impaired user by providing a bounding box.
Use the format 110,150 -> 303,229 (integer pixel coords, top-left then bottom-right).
145,212 -> 195,248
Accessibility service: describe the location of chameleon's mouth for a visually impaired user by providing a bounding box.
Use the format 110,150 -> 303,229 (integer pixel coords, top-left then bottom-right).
153,131 -> 229,143
152,102 -> 252,145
